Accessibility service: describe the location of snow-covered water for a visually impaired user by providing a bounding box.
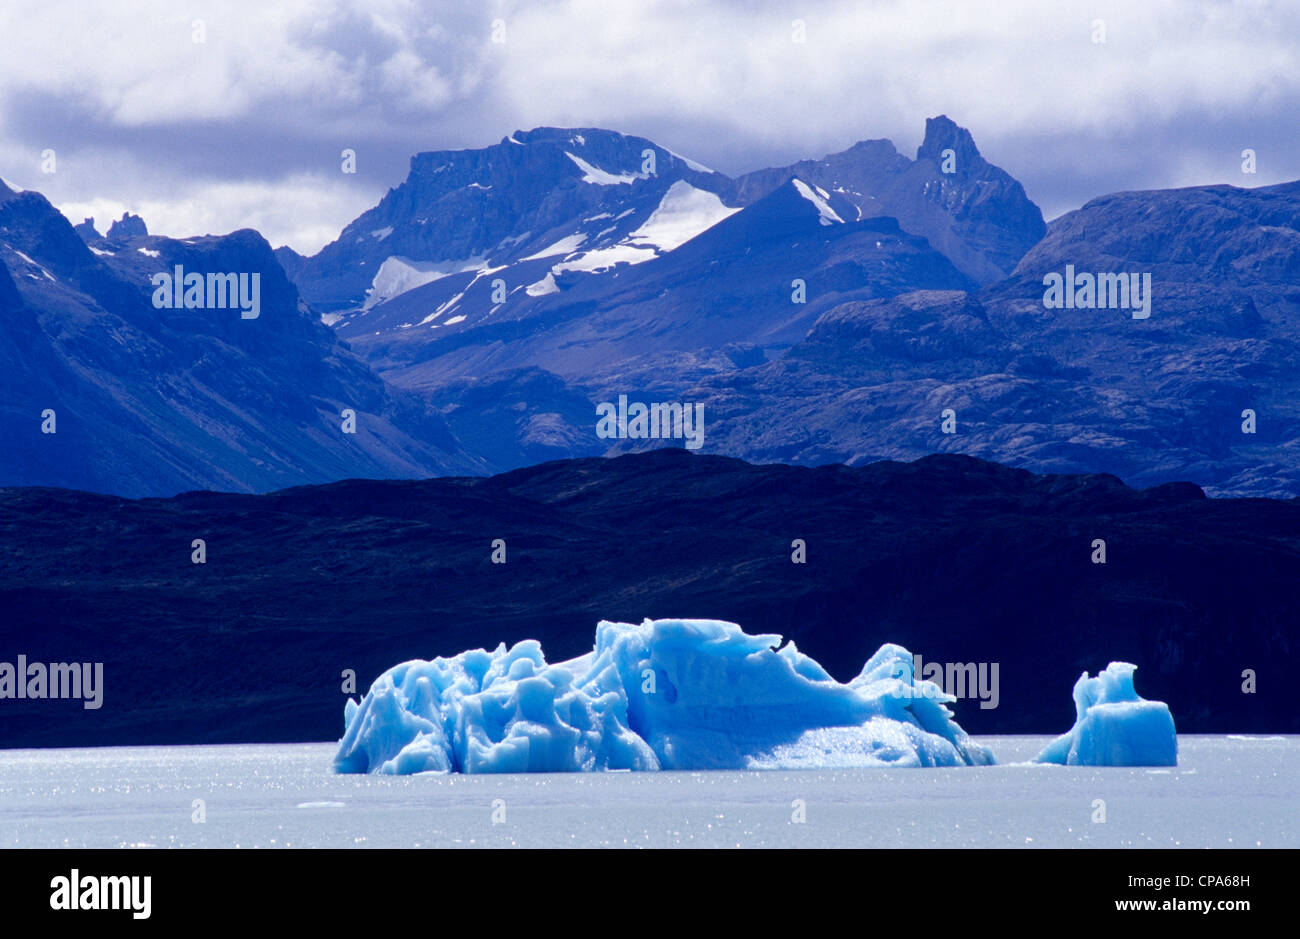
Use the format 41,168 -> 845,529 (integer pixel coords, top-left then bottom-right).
0,736 -> 1294,848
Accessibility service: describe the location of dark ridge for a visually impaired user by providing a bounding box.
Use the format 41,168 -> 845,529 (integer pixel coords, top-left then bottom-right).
1,450 -> 1294,748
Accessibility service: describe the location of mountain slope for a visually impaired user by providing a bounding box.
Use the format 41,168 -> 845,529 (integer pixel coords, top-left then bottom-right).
0,182 -> 484,496
645,177 -> 1300,497
289,118 -> 1037,358
347,177 -> 975,393
290,127 -> 732,314
268,118 -> 1048,475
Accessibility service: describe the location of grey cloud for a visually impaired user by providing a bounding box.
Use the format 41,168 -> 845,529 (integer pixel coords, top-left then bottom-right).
0,0 -> 1297,251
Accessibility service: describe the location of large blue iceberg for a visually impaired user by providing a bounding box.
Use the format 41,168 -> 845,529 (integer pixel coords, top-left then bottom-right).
1034,662 -> 1177,766
334,618 -> 995,774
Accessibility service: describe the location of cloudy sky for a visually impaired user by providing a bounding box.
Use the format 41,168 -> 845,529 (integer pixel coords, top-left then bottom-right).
1,0 -> 1296,253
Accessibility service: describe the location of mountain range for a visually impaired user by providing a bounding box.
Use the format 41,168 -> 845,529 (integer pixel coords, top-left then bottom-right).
287,117 -> 1034,400
2,115 -> 1299,497
283,117 -> 1300,497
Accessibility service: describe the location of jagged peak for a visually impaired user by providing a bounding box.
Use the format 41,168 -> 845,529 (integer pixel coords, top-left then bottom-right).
73,217 -> 103,242
916,114 -> 984,170
106,211 -> 148,240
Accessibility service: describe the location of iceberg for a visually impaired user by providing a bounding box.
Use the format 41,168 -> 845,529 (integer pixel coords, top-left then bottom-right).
334,618 -> 995,774
1034,662 -> 1177,766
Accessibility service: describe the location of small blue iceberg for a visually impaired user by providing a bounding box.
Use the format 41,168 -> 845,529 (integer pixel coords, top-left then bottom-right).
1034,662 -> 1177,766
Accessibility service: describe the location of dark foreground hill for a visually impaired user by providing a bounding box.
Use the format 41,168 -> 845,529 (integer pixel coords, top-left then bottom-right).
1,449 -> 1295,748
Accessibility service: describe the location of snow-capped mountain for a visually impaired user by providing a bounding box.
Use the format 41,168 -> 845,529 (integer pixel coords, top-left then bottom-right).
286,118 -> 1039,351
725,115 -> 1046,284
266,119 -> 1300,497
7,117 -> 1300,499
283,127 -> 734,316
270,117 -> 1047,476
344,176 -> 974,394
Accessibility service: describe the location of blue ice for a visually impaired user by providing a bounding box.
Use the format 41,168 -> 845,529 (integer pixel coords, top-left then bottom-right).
1034,662 -> 1177,766
333,618 -> 995,774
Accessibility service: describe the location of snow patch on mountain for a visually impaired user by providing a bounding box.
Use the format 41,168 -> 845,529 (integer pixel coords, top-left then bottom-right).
9,249 -> 57,282
553,243 -> 656,274
523,233 -> 587,260
364,255 -> 486,309
417,290 -> 465,326
526,272 -> 560,296
566,152 -> 644,186
626,181 -> 738,251
792,179 -> 844,226
413,265 -> 507,327
526,183 -> 737,282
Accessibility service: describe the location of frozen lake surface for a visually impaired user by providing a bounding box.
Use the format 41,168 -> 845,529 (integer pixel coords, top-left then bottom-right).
0,736 -> 1295,848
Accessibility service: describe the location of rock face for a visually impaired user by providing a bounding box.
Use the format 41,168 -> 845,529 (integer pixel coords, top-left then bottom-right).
0,185 -> 484,496
1,449 -> 1296,747
72,217 -> 102,242
725,115 -> 1046,284
1014,180 -> 1300,290
678,180 -> 1300,497
106,211 -> 148,240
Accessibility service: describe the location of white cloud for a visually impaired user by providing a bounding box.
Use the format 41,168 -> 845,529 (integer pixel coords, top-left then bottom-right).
0,0 -> 489,126
1,0 -> 1297,250
0,2 -> 343,124
379,49 -> 454,111
57,174 -> 380,254
491,0 -> 1300,152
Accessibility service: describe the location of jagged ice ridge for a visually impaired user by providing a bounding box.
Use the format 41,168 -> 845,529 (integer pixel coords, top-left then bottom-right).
335,619 -> 1179,774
